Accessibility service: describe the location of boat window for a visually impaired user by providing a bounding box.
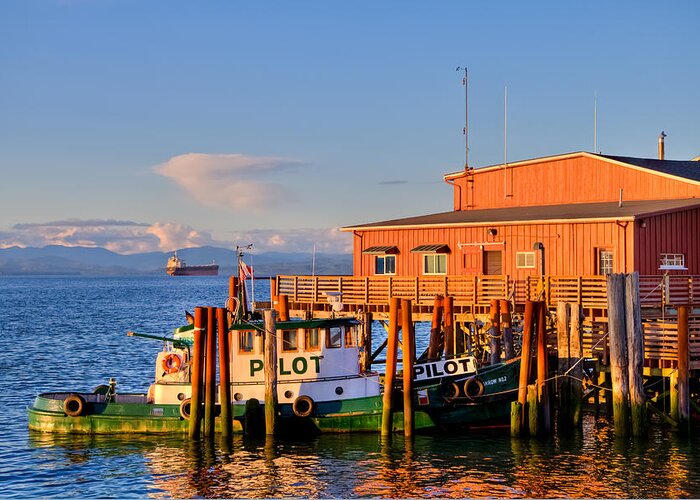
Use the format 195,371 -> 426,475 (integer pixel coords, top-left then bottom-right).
305,328 -> 321,351
344,326 -> 357,347
282,329 -> 298,352
238,330 -> 255,353
326,327 -> 342,348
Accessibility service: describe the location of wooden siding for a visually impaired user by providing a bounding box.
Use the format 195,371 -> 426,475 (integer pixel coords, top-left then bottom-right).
451,155 -> 700,211
352,220 -> 634,278
634,206 -> 700,275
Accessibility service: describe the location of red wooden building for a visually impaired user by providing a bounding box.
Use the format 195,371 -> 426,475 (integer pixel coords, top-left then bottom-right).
342,151 -> 700,279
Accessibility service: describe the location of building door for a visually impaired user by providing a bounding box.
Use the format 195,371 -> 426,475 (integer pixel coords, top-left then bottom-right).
483,250 -> 503,275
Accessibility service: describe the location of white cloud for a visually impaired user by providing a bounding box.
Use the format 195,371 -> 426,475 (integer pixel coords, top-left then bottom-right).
0,220 -> 352,254
153,153 -> 304,210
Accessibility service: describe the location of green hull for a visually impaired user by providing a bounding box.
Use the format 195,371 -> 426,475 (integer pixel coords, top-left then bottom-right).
28,360 -> 519,435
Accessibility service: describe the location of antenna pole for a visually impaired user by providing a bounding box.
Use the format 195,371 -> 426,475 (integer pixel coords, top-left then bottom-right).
456,66 -> 469,168
594,91 -> 598,153
504,85 -> 508,198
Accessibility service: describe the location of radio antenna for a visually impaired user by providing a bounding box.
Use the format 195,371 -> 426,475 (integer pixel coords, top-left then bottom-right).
456,66 -> 469,168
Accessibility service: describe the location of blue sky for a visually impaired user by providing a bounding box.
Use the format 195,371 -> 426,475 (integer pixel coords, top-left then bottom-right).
1,0 -> 698,253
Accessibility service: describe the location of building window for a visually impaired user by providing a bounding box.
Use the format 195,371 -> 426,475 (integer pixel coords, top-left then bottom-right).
516,252 -> 536,269
238,330 -> 255,353
423,254 -> 447,275
375,255 -> 396,275
326,327 -> 342,348
660,253 -> 686,270
282,329 -> 298,352
305,328 -> 320,351
344,326 -> 357,347
597,249 -> 614,275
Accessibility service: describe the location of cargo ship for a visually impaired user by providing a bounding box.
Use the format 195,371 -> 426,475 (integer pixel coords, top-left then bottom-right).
166,252 -> 218,276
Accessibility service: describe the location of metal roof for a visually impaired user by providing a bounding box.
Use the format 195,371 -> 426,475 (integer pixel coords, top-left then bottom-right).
342,198 -> 700,231
599,155 -> 700,182
362,245 -> 399,254
410,244 -> 450,253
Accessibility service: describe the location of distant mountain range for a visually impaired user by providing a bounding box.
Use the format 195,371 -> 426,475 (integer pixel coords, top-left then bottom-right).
0,245 -> 352,276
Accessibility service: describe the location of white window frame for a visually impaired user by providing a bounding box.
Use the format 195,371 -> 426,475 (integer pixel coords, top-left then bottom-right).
375,255 -> 396,275
516,252 -> 536,269
597,249 -> 614,275
659,253 -> 687,270
423,254 -> 447,275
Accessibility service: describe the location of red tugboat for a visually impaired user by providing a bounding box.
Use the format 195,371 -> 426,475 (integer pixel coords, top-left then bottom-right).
166,252 -> 219,276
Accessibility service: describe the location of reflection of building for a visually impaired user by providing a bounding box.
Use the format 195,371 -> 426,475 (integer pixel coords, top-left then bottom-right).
343,152 -> 700,278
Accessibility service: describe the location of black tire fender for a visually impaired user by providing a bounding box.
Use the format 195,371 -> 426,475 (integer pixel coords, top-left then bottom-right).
63,394 -> 86,417
292,395 -> 314,418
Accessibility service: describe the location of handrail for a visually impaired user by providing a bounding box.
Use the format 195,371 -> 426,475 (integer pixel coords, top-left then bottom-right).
275,274 -> 700,308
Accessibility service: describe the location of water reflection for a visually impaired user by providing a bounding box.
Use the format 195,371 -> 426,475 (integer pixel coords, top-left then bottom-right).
26,416 -> 700,498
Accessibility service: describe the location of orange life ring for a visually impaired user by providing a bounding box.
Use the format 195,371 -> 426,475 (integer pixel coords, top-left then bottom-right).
162,353 -> 182,374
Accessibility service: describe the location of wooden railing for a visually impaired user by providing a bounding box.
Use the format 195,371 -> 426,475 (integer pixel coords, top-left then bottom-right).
275,274 -> 700,310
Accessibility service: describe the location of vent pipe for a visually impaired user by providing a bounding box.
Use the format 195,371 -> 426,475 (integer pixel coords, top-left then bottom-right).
658,131 -> 666,160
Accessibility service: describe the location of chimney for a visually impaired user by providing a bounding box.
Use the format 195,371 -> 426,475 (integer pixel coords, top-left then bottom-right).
658,131 -> 666,160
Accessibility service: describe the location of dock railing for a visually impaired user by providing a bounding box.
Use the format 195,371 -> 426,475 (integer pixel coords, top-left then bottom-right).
275,274 -> 700,310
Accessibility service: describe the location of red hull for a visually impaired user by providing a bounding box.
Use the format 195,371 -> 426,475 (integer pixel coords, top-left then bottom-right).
167,265 -> 219,276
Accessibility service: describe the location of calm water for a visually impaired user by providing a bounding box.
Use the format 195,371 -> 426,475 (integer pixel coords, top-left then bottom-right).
2,276 -> 700,498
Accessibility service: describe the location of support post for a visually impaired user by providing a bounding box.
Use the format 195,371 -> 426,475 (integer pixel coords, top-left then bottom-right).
518,300 -> 536,430
489,299 -> 501,365
381,297 -> 401,438
570,303 -> 583,427
359,312 -> 373,373
606,273 -> 630,436
428,295 -> 443,360
278,294 -> 289,322
527,383 -> 539,437
203,307 -> 217,437
501,299 -> 514,360
510,401 -> 523,437
677,304 -> 690,433
444,295 -> 454,358
263,309 -> 278,436
188,307 -> 206,439
625,273 -> 647,437
556,301 -> 572,427
402,299 -> 415,438
536,300 -> 551,434
228,276 -> 238,317
217,307 -> 233,439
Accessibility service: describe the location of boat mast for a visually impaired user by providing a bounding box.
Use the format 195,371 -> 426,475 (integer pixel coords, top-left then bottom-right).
456,66 -> 469,169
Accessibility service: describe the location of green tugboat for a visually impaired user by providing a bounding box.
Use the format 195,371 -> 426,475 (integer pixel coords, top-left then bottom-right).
29,250 -> 519,435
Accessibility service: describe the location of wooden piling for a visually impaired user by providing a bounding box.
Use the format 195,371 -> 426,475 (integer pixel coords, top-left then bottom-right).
536,300 -> 551,434
428,296 -> 443,360
359,312 -> 373,373
229,276 -> 238,312
203,307 -> 217,437
401,299 -> 415,438
570,302 -> 583,427
606,273 -> 630,436
278,294 -> 290,322
556,302 -> 572,427
527,384 -> 539,437
263,309 -> 278,436
517,300 -> 536,427
510,401 -> 523,437
444,295 -> 454,358
625,273 -> 646,436
188,307 -> 206,439
381,297 -> 401,438
677,304 -> 690,432
217,307 -> 233,438
501,299 -> 514,360
489,299 -> 501,365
